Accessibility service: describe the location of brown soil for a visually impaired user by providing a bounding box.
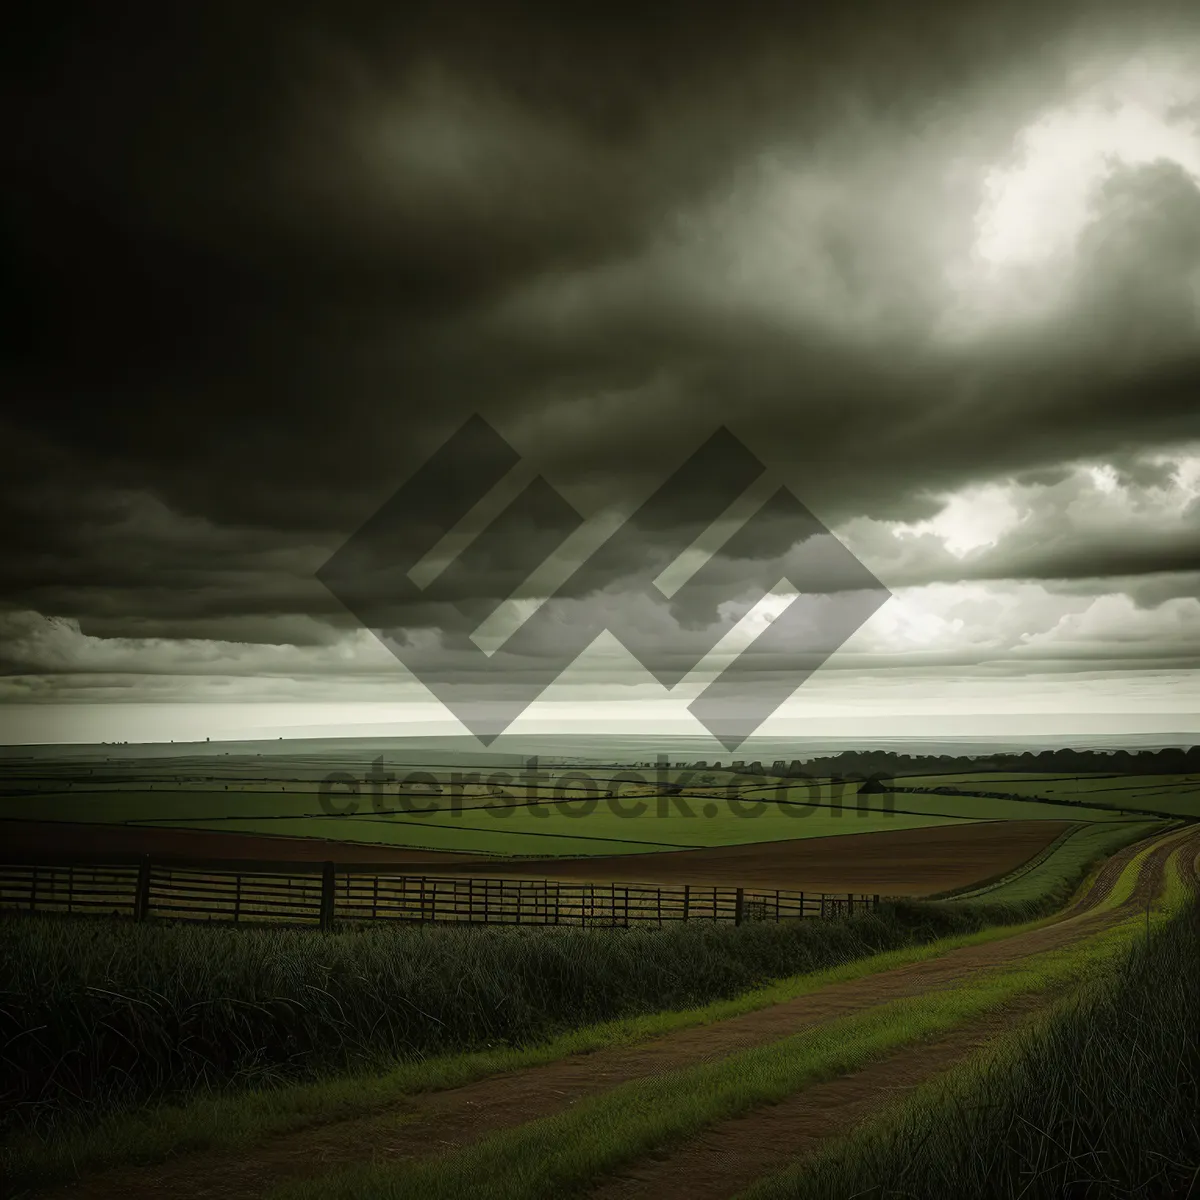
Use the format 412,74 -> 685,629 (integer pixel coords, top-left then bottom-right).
0,819 -> 489,867
36,826 -> 1197,1200
456,819 -> 1075,893
2,817 -> 1072,894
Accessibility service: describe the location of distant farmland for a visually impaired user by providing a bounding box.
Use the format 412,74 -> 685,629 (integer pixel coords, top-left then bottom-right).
3,751 -> 1193,898
892,772 -> 1200,819
0,777 -> 1158,859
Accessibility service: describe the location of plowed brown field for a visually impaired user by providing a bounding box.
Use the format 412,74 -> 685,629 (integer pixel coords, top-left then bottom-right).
456,820 -> 1074,893
0,819 -> 485,866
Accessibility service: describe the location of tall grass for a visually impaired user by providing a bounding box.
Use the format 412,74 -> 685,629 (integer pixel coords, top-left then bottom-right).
743,897 -> 1200,1200
0,897 -> 1040,1138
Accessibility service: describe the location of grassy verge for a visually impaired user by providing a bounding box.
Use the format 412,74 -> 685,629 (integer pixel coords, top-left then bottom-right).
267,884 -> 1179,1200
738,889 -> 1200,1200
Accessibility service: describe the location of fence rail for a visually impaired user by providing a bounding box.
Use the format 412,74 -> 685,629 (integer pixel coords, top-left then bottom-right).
0,855 -> 879,929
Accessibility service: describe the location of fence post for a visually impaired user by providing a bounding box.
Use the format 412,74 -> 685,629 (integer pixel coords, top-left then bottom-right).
874,893 -> 880,913
29,866 -> 39,913
799,890 -> 805,919
134,857 -> 150,920
133,868 -> 149,921
233,874 -> 242,924
734,887 -> 745,926
683,884 -> 690,923
320,861 -> 336,931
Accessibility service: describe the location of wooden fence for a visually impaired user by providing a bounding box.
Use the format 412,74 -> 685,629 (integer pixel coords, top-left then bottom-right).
0,855 -> 879,929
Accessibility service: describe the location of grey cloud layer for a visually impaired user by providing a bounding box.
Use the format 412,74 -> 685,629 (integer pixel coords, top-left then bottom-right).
2,0 -> 1199,688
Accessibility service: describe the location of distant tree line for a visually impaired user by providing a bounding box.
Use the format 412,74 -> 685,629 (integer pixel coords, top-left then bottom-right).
778,746 -> 1200,779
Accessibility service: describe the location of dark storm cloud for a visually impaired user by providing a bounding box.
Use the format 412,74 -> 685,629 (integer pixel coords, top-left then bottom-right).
3,0 -> 1200,675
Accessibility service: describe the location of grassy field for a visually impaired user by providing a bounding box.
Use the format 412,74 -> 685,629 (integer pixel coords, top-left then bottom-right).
2,787 -> 985,856
893,772 -> 1200,819
749,782 -> 1147,823
3,750 -> 1190,861
0,778 -> 1156,858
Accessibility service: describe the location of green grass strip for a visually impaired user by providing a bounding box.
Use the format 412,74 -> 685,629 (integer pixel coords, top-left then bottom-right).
271,877 -> 1184,1200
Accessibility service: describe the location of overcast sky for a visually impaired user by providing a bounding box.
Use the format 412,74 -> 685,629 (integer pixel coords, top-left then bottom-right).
3,1 -> 1200,745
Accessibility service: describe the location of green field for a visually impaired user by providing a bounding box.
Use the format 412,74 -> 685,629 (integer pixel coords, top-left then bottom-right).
2,785 -> 986,856
3,758 -> 1194,859
4,766 -> 1186,858
892,772 -> 1200,820
747,783 -> 1145,824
